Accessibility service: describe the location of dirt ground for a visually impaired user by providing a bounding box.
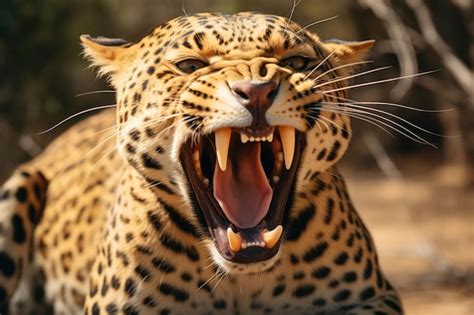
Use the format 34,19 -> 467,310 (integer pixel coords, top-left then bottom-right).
343,164 -> 474,315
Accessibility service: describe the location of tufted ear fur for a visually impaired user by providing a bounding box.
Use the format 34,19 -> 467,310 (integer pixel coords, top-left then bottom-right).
323,39 -> 375,70
80,35 -> 137,86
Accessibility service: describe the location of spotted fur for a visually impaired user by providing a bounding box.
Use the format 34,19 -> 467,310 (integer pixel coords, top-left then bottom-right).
0,12 -> 403,315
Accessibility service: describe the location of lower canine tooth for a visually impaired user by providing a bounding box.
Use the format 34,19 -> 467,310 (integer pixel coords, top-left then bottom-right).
262,225 -> 283,249
227,227 -> 242,252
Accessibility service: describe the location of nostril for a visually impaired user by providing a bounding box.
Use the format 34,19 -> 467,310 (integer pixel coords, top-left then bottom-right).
235,89 -> 250,100
267,88 -> 278,101
259,66 -> 268,77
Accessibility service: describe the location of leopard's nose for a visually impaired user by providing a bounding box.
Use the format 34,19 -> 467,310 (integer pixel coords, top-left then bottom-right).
232,81 -> 278,129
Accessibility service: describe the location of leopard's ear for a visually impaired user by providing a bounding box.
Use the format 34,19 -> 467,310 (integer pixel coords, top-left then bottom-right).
323,39 -> 375,69
80,35 -> 137,85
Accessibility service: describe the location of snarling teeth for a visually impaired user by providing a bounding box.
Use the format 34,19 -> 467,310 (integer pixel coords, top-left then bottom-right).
193,127 -> 293,189
262,225 -> 283,249
215,128 -> 231,171
266,132 -> 274,142
278,126 -> 295,169
240,131 -> 274,143
227,225 -> 284,252
241,241 -> 266,250
215,128 -> 281,172
227,227 -> 242,252
240,133 -> 249,143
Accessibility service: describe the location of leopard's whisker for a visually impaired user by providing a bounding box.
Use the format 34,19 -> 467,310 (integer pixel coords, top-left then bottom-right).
307,111 -> 395,139
121,112 -> 184,139
305,117 -> 317,131
304,50 -> 336,80
181,0 -> 189,18
202,261 -> 216,271
310,60 -> 374,82
83,131 -> 116,158
283,0 -> 301,40
317,114 -> 346,132
198,268 -> 221,292
321,70 -> 439,94
281,3 -> 307,44
309,106 -> 435,146
312,105 -> 415,140
313,116 -> 332,134
295,15 -> 339,35
308,113 -> 325,134
76,90 -> 115,97
211,270 -> 228,292
319,101 -> 449,137
126,112 -> 183,129
324,93 -> 452,113
84,146 -> 118,180
127,112 -> 186,135
318,104 -> 434,145
313,66 -> 392,89
35,104 -> 116,135
317,109 -> 393,137
154,118 -> 185,140
287,0 -> 300,23
190,117 -> 205,147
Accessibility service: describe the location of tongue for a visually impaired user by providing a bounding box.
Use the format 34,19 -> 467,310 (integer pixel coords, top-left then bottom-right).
213,142 -> 273,229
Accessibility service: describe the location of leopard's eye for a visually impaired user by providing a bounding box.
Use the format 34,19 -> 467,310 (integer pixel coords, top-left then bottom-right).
281,56 -> 310,71
176,59 -> 208,73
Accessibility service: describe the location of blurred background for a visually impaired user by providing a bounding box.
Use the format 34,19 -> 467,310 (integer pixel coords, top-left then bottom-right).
0,0 -> 472,313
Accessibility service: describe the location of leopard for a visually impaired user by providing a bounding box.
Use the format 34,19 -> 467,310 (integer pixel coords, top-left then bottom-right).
0,12 -> 404,315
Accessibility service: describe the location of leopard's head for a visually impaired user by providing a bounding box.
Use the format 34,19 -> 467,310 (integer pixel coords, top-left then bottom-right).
81,12 -> 373,274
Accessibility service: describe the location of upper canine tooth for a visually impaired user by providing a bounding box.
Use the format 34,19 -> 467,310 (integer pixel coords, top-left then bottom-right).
278,126 -> 295,170
262,225 -> 283,249
215,128 -> 231,171
241,133 -> 249,143
227,227 -> 242,252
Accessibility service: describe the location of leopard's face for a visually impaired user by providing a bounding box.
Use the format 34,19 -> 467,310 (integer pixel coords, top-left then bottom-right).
81,12 -> 372,274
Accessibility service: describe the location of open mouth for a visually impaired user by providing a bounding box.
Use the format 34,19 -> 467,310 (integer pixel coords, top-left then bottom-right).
180,126 -> 304,264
